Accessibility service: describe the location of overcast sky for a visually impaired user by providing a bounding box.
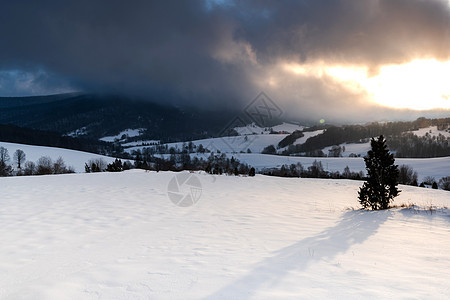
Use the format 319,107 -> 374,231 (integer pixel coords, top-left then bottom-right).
1,0 -> 449,122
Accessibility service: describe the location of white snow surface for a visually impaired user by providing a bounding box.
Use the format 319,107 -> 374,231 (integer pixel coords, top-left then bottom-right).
322,142 -> 371,157
234,122 -> 305,135
126,134 -> 289,154
0,141 -> 117,172
410,126 -> 450,138
271,122 -> 305,133
0,170 -> 449,299
175,153 -> 450,182
293,130 -> 324,145
233,123 -> 268,135
126,129 -> 322,155
99,128 -> 146,142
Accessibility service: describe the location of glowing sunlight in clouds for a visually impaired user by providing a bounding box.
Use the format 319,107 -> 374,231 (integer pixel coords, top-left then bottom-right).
286,59 -> 450,110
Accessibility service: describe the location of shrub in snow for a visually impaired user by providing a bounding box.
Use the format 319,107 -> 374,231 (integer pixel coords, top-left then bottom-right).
439,177 -> 450,191
422,176 -> 436,186
106,159 -> 124,172
261,145 -> 276,155
0,161 -> 12,176
53,157 -> 67,174
248,167 -> 256,177
398,164 -> 418,186
432,182 -> 438,189
23,161 -> 36,175
308,160 -> 325,178
36,156 -> 53,175
85,158 -> 107,173
358,135 -> 400,210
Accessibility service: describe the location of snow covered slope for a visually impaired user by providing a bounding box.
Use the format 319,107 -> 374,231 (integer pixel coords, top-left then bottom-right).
126,134 -> 289,154
322,142 -> 371,157
2,139 -> 446,181
0,141 -> 117,172
234,122 -> 304,135
173,153 -> 449,182
292,129 -> 324,145
240,154 -> 450,182
0,171 -> 448,299
99,128 -> 146,142
410,126 -> 450,138
125,127 -> 322,155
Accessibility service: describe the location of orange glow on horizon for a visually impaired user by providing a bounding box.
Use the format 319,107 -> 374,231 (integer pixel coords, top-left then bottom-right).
285,59 -> 450,110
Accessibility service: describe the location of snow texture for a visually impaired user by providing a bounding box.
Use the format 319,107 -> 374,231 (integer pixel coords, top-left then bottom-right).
0,170 -> 449,299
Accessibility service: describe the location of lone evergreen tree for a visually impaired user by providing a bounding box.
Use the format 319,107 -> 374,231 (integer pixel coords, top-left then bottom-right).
358,135 -> 400,210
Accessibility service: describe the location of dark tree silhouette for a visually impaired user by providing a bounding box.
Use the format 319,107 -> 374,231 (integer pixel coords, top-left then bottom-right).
261,145 -> 277,155
13,149 -> 26,169
358,135 -> 400,210
0,147 -> 12,176
398,164 -> 418,185
439,177 -> 450,191
106,159 -> 123,172
36,156 -> 53,175
0,147 -> 10,164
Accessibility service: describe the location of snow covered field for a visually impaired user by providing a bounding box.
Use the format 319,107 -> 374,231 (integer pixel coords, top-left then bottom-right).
125,123 -> 311,155
126,134 -> 290,154
234,122 -> 305,135
238,154 -> 450,182
99,128 -> 146,142
0,141 -> 117,172
122,124 -> 449,159
173,153 -> 450,182
410,126 -> 450,138
1,140 -> 448,182
0,170 -> 449,299
322,142 -> 371,157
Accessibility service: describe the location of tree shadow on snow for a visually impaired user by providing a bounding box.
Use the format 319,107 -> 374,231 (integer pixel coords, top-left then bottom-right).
204,209 -> 391,299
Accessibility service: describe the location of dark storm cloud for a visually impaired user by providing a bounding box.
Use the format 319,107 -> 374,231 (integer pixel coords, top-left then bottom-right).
0,69 -> 76,97
0,0 -> 449,120
0,0 -> 251,105
232,0 -> 450,66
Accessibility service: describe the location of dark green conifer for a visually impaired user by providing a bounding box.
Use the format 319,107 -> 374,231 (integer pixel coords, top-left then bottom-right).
358,135 -> 400,210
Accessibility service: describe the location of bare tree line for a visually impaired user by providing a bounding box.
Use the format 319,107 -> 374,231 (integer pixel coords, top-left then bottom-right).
0,147 -> 75,176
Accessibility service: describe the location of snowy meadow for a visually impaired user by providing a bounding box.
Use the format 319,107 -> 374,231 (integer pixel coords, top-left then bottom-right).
0,170 -> 449,299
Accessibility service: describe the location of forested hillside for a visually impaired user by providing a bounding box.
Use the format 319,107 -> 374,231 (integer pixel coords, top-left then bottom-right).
0,93 -> 236,142
279,118 -> 450,158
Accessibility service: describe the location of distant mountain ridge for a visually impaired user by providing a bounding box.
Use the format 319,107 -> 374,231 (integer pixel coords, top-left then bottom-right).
0,93 -> 238,142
